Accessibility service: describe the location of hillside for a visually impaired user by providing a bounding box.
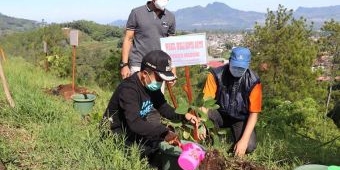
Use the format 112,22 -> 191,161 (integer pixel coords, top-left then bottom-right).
0,13 -> 39,35
0,6 -> 340,168
0,54 -> 339,169
0,58 -> 150,169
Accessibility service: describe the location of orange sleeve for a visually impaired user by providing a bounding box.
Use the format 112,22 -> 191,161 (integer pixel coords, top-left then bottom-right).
249,83 -> 262,113
203,73 -> 217,99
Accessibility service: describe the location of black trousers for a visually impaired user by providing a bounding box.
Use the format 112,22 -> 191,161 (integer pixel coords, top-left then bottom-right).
208,110 -> 257,153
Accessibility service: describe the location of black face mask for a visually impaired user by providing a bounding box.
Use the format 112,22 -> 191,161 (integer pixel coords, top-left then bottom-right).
222,66 -> 241,86
229,66 -> 246,78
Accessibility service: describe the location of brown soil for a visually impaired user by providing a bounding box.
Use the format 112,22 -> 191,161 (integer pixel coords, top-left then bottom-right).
0,124 -> 32,142
199,149 -> 266,170
43,84 -> 95,100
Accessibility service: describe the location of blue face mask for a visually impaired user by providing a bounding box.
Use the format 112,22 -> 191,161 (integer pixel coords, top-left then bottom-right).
146,81 -> 162,91
146,72 -> 163,91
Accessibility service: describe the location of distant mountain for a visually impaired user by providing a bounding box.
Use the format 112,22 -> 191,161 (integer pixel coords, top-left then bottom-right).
0,13 -> 39,35
174,2 -> 265,30
110,19 -> 126,27
111,2 -> 340,31
294,5 -> 340,28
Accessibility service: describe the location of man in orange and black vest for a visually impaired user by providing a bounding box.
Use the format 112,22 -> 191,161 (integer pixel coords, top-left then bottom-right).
202,47 -> 262,157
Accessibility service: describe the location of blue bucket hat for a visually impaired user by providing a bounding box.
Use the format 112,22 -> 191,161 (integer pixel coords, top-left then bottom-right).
229,47 -> 251,77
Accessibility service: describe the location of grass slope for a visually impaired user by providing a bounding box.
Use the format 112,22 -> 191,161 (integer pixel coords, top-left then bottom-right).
0,58 -> 339,170
0,58 -> 149,169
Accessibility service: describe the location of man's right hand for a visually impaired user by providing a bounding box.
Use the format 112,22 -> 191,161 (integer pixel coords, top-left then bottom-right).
120,66 -> 131,79
164,131 -> 179,144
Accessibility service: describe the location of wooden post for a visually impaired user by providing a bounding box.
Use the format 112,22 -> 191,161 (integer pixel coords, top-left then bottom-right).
0,58 -> 15,107
43,41 -> 48,71
69,30 -> 78,94
184,66 -> 193,104
0,48 -> 6,62
167,82 -> 178,108
183,66 -> 199,141
72,45 -> 76,93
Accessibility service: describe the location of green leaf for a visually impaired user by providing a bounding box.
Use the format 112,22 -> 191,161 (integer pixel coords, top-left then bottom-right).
175,104 -> 188,115
210,104 -> 220,110
205,120 -> 215,129
190,105 -> 199,112
184,124 -> 194,130
217,129 -> 228,135
183,131 -> 191,139
203,98 -> 216,107
197,109 -> 208,122
212,134 -> 220,147
167,120 -> 183,128
175,97 -> 189,115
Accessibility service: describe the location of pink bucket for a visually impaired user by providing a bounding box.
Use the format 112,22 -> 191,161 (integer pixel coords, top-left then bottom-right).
178,142 -> 205,170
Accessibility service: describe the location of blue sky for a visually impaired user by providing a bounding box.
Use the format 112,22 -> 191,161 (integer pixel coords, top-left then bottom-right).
0,0 -> 339,24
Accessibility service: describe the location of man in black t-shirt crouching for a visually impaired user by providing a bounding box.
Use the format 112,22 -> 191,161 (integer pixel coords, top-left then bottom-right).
102,50 -> 201,167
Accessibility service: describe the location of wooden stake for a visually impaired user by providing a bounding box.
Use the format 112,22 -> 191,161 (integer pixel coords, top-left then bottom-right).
167,82 -> 178,108
183,66 -> 200,141
0,48 -> 6,62
0,58 -> 15,107
72,45 -> 76,93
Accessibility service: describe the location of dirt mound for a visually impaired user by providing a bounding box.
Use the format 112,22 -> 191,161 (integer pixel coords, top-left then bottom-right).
44,84 -> 95,100
199,149 -> 266,170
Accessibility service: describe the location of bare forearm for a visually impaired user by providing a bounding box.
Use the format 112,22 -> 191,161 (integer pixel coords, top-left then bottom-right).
241,112 -> 258,142
121,30 -> 134,63
121,39 -> 132,63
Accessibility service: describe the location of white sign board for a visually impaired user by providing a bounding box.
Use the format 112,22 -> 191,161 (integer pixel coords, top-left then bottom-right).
70,30 -> 79,46
160,33 -> 207,67
43,41 -> 47,53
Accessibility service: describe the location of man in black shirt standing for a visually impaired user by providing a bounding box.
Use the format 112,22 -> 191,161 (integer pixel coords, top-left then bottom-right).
102,50 -> 200,166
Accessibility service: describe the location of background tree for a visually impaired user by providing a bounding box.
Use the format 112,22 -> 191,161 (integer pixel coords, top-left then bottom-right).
244,5 -> 320,101
318,20 -> 340,125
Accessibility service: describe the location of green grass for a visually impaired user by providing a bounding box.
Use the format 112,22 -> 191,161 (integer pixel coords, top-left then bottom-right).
0,58 -> 149,169
0,58 -> 339,170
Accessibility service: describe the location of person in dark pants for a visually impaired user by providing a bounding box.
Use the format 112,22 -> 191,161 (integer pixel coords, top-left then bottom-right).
202,47 -> 262,157
102,50 -> 200,167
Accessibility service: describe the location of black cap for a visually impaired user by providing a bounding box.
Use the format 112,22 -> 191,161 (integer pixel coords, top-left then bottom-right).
141,50 -> 176,81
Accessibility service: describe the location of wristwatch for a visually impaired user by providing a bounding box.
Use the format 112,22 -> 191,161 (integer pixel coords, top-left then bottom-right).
119,62 -> 129,69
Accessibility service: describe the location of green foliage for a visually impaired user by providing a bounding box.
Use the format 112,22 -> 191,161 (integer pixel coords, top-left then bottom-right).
258,97 -> 340,164
1,46 -> 339,170
96,49 -> 122,90
47,54 -> 72,77
0,21 -> 124,90
62,20 -> 123,41
169,88 -> 220,142
0,24 -> 69,65
244,5 -> 320,102
318,20 -> 340,123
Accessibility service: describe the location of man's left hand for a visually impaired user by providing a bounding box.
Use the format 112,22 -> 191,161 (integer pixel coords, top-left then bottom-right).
234,139 -> 248,157
185,113 -> 200,125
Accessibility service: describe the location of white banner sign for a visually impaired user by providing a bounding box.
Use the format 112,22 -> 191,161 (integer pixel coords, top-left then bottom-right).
70,30 -> 79,46
160,33 -> 207,67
